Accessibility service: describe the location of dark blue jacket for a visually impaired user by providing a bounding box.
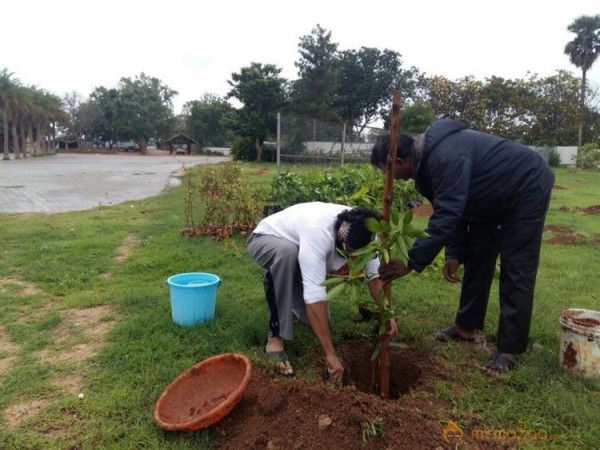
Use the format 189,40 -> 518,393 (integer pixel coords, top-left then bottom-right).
408,119 -> 555,272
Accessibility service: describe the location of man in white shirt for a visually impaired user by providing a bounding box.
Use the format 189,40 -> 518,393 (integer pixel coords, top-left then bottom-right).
247,202 -> 397,382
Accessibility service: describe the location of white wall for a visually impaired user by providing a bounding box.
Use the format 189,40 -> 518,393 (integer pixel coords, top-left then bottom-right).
304,141 -> 374,154
302,141 -> 578,166
532,146 -> 577,166
555,146 -> 577,166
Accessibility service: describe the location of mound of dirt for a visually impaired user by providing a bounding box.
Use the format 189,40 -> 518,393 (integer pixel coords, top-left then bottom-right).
582,204 -> 600,215
214,340 -> 502,449
544,224 -> 585,245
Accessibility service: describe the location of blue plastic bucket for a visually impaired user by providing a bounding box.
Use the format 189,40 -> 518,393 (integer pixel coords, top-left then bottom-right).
166,272 -> 221,326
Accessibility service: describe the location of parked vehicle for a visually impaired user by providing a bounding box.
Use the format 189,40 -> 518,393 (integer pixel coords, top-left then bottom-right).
117,141 -> 140,151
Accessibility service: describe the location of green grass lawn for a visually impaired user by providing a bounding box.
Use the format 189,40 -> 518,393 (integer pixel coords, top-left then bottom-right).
0,164 -> 599,449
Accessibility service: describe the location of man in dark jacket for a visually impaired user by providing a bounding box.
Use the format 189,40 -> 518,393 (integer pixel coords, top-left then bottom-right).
370,119 -> 554,376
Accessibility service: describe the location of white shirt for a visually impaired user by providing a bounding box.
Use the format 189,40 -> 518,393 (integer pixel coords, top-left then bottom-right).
253,202 -> 380,304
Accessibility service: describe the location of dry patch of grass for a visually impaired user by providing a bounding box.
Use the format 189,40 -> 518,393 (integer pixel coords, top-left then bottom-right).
0,356 -> 17,378
0,324 -> 20,377
0,276 -> 42,297
114,234 -> 140,264
4,400 -> 47,430
4,305 -> 115,430
35,305 -> 114,364
101,233 -> 141,280
54,374 -> 85,396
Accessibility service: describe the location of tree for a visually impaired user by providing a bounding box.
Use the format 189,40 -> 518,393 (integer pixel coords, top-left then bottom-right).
84,87 -> 120,147
480,76 -> 524,137
291,24 -> 339,121
0,68 -> 21,160
400,102 -> 435,133
8,86 -> 33,159
115,73 -> 177,153
425,75 -> 487,129
62,90 -> 85,143
185,94 -> 234,147
334,47 -> 407,132
35,89 -> 67,155
564,14 -> 600,159
525,71 -> 579,146
226,63 -> 287,161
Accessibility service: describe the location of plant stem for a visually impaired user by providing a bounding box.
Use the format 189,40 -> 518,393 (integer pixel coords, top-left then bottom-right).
379,90 -> 402,399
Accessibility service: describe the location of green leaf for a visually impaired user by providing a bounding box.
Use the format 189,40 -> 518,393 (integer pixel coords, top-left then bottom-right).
381,247 -> 390,264
365,217 -> 382,233
350,185 -> 369,200
378,219 -> 392,232
391,208 -> 400,226
403,209 -> 414,226
380,308 -> 394,322
387,229 -> 401,243
404,224 -> 429,238
351,243 -> 378,257
394,235 -> 408,263
320,277 -> 346,287
325,281 -> 348,301
371,343 -> 381,361
351,253 -> 376,275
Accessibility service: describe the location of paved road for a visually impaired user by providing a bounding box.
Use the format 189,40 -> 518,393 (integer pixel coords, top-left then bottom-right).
0,152 -> 230,213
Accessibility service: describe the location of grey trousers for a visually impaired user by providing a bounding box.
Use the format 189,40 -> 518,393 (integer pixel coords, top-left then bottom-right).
247,233 -> 309,340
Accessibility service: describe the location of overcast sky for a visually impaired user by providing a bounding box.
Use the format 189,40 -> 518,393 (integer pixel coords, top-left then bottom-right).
4,0 -> 599,113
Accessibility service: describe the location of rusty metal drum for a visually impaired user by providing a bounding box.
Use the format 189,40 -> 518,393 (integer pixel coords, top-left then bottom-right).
559,309 -> 600,378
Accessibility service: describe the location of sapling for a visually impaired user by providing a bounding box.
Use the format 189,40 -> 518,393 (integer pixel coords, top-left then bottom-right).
322,208 -> 428,390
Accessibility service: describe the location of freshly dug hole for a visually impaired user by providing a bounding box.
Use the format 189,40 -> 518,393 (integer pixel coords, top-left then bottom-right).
338,339 -> 421,399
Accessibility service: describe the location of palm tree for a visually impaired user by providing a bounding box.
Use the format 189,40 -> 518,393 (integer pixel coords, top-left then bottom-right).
26,87 -> 67,156
8,86 -> 32,159
0,68 -> 21,160
564,15 -> 600,164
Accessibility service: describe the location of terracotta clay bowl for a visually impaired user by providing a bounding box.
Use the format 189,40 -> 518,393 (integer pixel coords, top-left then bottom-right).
153,353 -> 252,431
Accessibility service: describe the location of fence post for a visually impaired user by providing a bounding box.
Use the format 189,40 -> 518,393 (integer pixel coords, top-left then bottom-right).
341,123 -> 346,165
277,112 -> 281,176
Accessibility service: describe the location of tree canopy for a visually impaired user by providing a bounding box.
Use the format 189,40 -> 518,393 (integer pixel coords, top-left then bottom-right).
226,63 -> 287,161
2,18 -> 600,160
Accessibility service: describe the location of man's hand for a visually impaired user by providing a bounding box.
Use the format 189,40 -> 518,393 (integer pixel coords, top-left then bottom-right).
379,258 -> 412,283
442,259 -> 462,283
325,353 -> 344,384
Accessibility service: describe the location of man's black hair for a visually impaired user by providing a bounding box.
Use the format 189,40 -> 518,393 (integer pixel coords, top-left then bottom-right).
334,206 -> 381,250
370,133 -> 414,167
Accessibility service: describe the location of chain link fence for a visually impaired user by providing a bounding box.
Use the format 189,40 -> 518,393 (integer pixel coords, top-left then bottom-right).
276,113 -> 387,173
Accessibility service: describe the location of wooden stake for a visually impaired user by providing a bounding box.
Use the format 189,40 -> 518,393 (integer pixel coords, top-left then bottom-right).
379,90 -> 401,399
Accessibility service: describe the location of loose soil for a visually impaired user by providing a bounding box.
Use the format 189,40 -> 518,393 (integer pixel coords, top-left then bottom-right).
213,340 -> 503,449
543,224 -> 586,245
582,204 -> 600,215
